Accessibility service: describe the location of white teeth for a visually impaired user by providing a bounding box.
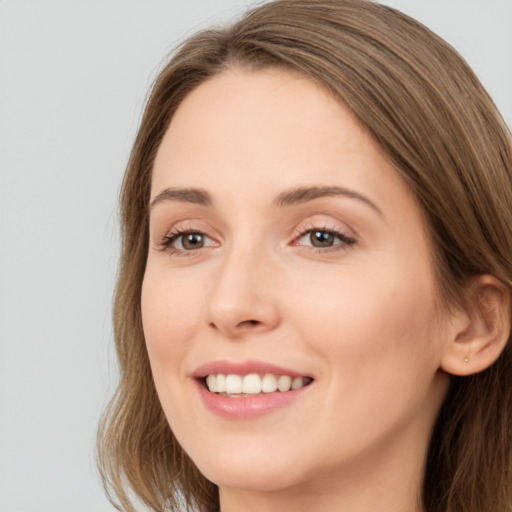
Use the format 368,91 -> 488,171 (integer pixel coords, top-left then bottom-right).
242,374 -> 261,394
291,376 -> 304,390
205,373 -> 310,394
261,374 -> 277,393
206,375 -> 217,393
225,374 -> 242,394
277,375 -> 292,392
216,374 -> 226,393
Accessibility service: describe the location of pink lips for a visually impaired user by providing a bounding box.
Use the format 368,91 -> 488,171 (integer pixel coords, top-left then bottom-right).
191,360 -> 313,419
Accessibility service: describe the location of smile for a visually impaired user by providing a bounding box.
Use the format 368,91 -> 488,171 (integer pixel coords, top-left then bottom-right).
205,373 -> 313,395
193,361 -> 315,418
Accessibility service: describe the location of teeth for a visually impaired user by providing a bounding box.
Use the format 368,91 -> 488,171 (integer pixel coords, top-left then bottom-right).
205,373 -> 311,395
242,374 -> 261,394
206,375 -> 217,393
216,374 -> 226,393
225,374 -> 242,394
277,375 -> 292,392
261,374 -> 277,393
291,376 -> 304,390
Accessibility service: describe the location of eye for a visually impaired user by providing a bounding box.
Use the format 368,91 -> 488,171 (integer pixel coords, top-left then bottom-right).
159,229 -> 218,253
293,228 -> 355,250
174,232 -> 207,250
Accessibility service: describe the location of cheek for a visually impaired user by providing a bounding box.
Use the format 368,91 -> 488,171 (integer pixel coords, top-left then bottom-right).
281,264 -> 446,456
284,261 -> 443,385
141,269 -> 203,370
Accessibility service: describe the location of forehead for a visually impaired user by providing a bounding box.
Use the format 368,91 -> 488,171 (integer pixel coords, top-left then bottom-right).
151,67 -> 412,213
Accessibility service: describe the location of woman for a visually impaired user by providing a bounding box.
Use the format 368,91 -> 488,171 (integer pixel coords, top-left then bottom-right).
97,1 -> 512,511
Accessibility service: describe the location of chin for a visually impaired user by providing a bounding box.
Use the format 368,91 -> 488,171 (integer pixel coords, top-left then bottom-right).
190,446 -> 310,493
204,465 -> 300,493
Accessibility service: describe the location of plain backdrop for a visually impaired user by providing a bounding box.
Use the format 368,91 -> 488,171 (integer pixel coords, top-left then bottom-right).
0,1 -> 510,511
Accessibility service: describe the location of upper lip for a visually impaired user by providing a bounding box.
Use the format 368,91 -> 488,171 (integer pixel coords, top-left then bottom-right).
192,360 -> 313,379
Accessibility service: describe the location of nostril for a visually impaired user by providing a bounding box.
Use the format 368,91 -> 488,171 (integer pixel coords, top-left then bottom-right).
238,319 -> 260,327
208,319 -> 260,329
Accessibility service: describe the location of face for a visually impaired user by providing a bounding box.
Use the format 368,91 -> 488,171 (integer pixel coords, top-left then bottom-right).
142,68 -> 451,496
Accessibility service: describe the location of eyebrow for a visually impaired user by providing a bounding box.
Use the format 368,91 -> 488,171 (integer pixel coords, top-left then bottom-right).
150,187 -> 212,209
150,185 -> 382,216
274,185 -> 383,216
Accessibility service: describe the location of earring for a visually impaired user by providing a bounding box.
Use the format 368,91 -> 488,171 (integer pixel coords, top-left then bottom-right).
464,339 -> 471,363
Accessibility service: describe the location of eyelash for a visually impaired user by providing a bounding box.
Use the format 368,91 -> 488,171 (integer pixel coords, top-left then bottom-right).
157,227 -> 215,256
157,226 -> 356,256
292,226 -> 356,252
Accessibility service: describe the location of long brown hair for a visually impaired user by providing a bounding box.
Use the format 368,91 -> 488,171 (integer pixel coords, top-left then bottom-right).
97,1 -> 512,511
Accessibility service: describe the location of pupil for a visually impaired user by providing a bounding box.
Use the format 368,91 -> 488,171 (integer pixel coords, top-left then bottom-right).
183,233 -> 204,249
311,230 -> 334,247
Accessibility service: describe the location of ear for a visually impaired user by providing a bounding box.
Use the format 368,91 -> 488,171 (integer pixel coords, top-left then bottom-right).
441,275 -> 511,376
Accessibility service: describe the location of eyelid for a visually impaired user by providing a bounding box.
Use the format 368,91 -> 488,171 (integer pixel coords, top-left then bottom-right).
289,217 -> 357,251
291,227 -> 355,249
292,216 -> 355,238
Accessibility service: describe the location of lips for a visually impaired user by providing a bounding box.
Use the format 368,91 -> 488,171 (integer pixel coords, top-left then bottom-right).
191,360 -> 314,419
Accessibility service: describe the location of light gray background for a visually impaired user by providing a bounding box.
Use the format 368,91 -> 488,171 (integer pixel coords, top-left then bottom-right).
0,1 -> 510,511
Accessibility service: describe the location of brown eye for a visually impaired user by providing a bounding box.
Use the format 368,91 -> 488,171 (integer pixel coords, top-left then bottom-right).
310,230 -> 335,247
294,228 -> 356,251
160,229 -> 218,254
180,233 -> 205,250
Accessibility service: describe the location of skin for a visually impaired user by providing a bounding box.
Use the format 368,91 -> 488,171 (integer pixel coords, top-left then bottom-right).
141,68 -> 457,512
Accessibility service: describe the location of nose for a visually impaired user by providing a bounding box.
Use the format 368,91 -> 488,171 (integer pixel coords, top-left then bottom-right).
206,245 -> 281,339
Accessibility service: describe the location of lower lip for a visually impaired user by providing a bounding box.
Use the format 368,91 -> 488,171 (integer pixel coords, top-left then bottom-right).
193,379 -> 311,419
